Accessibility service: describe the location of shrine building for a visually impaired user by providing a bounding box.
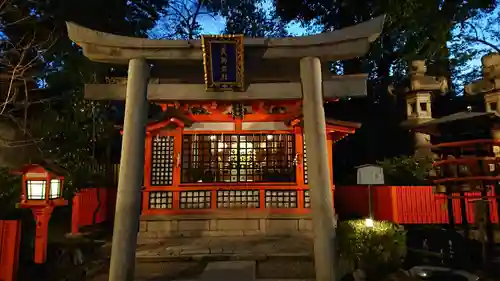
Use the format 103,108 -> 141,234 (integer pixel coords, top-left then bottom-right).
65,16 -> 385,241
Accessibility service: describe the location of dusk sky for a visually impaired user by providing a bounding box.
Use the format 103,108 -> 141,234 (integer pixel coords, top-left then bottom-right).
148,1 -> 500,92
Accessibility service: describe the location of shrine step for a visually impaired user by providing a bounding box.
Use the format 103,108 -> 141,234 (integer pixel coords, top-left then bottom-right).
197,261 -> 256,281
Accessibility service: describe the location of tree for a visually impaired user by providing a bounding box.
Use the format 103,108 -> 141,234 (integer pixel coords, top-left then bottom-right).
0,0 -> 169,192
0,0 -> 59,168
377,155 -> 434,185
272,0 -> 496,182
449,2 -> 500,89
150,0 -> 215,39
208,0 -> 288,37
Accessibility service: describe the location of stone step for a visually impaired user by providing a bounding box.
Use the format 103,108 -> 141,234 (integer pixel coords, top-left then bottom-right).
256,279 -> 315,281
197,261 -> 256,281
173,279 -> 314,281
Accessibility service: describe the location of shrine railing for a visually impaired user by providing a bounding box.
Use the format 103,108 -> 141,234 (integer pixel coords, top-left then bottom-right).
335,185 -> 499,224
141,185 -> 315,215
430,139 -> 500,191
71,187 -> 117,234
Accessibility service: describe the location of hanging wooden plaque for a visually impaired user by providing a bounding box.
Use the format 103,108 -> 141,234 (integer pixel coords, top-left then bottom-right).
202,34 -> 244,92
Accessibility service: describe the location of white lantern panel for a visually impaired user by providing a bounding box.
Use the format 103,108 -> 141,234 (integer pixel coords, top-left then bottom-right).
27,180 -> 46,200
49,179 -> 62,199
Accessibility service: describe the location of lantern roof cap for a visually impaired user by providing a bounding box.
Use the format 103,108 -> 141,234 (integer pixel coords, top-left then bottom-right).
355,164 -> 382,169
12,160 -> 69,176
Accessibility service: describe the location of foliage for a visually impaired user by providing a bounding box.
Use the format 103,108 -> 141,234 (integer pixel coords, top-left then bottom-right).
218,0 -> 288,37
449,2 -> 500,91
377,155 -> 434,185
149,0 -> 210,39
0,0 -> 169,200
337,220 -> 407,277
272,0 -> 496,180
152,0 -> 289,39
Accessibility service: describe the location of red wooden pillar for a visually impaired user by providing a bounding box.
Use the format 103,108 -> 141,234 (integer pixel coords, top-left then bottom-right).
327,134 -> 335,207
0,220 -> 22,281
32,206 -> 54,264
71,193 -> 81,234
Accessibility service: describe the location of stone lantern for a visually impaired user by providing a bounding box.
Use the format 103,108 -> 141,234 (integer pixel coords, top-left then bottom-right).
465,53 -> 500,139
398,60 -> 449,156
14,162 -> 68,263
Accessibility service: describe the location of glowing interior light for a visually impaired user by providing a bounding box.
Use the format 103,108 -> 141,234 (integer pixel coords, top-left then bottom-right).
209,135 -> 217,141
365,218 -> 374,228
266,135 -> 273,140
27,180 -> 46,200
240,142 -> 253,149
49,179 -> 61,199
218,142 -> 225,152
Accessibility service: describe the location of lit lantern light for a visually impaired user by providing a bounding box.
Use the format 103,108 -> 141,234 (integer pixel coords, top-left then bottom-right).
266,135 -> 273,140
365,218 -> 374,228
25,178 -> 63,200
13,162 -> 68,264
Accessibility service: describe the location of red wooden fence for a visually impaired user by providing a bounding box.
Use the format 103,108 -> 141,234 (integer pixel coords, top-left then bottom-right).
0,220 -> 21,281
335,186 -> 499,224
71,188 -> 117,234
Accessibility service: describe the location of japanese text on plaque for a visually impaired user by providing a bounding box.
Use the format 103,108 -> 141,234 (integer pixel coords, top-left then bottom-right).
220,44 -> 228,82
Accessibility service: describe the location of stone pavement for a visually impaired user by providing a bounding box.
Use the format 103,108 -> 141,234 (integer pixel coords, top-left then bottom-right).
136,236 -> 313,261
197,261 -> 255,281
88,237 -> 353,280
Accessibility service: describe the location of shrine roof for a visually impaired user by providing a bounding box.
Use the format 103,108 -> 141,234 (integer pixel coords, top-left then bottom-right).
116,107 -> 194,131
289,116 -> 361,129
66,16 -> 385,65
148,107 -> 194,126
325,118 -> 362,129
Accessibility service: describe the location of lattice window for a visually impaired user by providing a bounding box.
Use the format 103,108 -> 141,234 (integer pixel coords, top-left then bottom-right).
149,191 -> 173,209
265,190 -> 298,208
303,137 -> 308,184
151,136 -> 175,186
181,134 -> 296,183
304,190 -> 311,208
179,190 -> 211,209
217,190 -> 260,208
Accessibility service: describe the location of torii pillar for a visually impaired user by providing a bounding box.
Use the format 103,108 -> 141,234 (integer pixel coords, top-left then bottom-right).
110,58 -> 150,281
301,57 -> 337,280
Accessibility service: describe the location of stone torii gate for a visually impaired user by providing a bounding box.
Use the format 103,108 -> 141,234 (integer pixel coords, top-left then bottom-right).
66,16 -> 385,281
